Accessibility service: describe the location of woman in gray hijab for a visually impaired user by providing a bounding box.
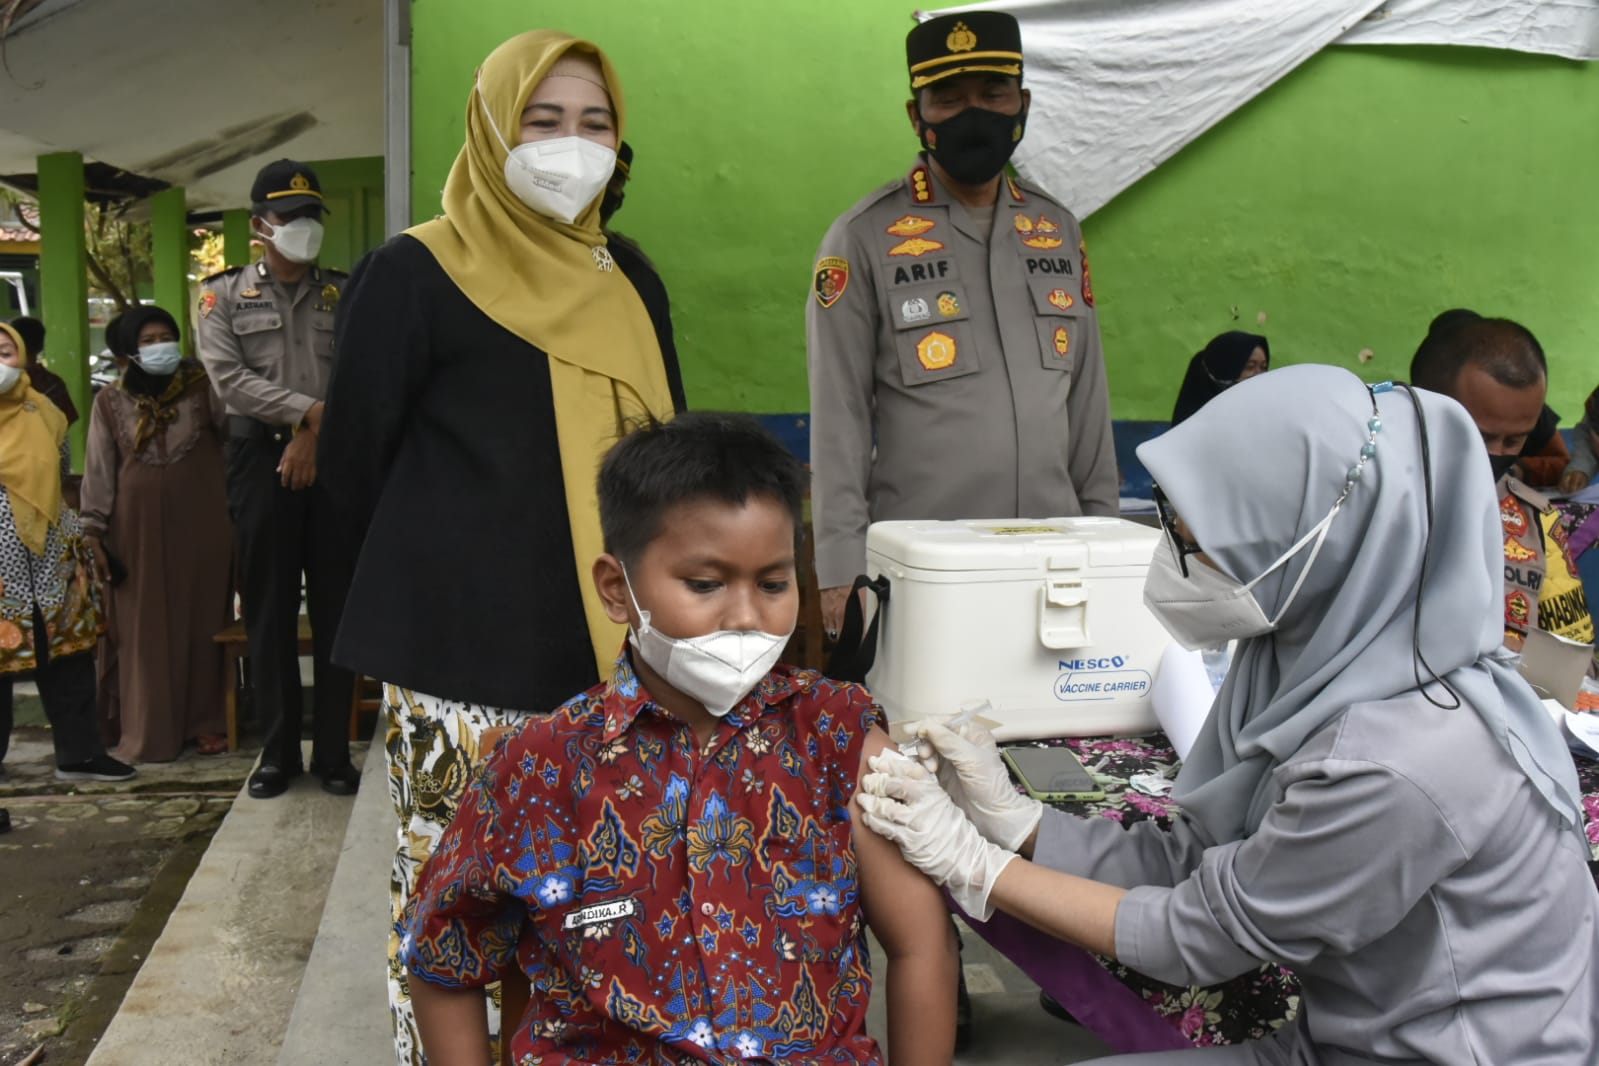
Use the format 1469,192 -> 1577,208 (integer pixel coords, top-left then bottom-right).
857,364 -> 1599,1064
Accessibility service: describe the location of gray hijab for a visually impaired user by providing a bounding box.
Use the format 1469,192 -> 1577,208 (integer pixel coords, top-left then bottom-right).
1137,363 -> 1583,844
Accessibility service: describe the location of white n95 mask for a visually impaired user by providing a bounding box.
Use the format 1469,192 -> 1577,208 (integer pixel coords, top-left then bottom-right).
624,570 -> 792,718
1143,500 -> 1344,651
478,80 -> 616,224
261,217 -> 324,264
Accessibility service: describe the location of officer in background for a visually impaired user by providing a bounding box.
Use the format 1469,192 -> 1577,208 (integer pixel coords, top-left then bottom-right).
197,159 -> 357,800
807,11 -> 1118,639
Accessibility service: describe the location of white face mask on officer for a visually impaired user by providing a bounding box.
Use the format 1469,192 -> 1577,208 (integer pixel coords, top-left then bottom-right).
622,568 -> 792,719
135,341 -> 182,376
1143,499 -> 1345,651
478,78 -> 617,225
258,217 -> 324,264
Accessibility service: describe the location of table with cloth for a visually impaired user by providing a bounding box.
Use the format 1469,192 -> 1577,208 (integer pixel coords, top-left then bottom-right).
962,732 -> 1599,1054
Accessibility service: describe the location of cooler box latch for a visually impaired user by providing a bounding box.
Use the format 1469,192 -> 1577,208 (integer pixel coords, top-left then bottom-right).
1038,578 -> 1089,649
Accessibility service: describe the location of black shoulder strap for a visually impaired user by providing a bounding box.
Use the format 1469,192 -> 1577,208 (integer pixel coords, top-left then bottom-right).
824,574 -> 890,684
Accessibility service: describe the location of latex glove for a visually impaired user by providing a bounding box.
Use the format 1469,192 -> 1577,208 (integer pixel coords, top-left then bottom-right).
857,752 -> 1019,920
907,719 -> 1042,852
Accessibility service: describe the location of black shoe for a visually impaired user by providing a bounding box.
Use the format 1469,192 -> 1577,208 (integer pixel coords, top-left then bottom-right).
55,754 -> 137,782
1039,989 -> 1080,1025
0,808 -> 10,834
313,761 -> 360,797
248,763 -> 299,799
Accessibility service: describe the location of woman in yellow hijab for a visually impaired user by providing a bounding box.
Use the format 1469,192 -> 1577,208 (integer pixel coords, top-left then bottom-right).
0,322 -> 133,784
316,30 -> 682,1064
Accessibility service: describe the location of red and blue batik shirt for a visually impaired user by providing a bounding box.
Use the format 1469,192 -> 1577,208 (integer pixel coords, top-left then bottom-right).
401,651 -> 887,1065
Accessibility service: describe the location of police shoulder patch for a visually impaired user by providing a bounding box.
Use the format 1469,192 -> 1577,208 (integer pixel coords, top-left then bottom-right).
814,256 -> 849,309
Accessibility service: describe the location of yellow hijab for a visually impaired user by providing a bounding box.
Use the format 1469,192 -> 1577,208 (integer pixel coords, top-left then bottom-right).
0,322 -> 66,555
407,30 -> 674,677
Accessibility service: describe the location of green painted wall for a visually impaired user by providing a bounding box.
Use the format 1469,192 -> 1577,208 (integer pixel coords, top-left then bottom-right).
307,156 -> 386,272
410,4 -> 1599,419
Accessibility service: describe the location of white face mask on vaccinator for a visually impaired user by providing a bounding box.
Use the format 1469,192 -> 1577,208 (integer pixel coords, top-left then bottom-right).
260,217 -> 324,264
623,570 -> 792,718
0,363 -> 20,393
135,341 -> 182,375
1143,501 -> 1344,651
478,81 -> 616,224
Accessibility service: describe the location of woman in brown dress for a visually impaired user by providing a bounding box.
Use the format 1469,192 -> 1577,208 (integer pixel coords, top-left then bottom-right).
80,306 -> 232,762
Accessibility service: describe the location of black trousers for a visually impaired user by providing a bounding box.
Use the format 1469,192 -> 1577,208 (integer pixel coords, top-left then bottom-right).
0,607 -> 104,767
224,433 -> 356,772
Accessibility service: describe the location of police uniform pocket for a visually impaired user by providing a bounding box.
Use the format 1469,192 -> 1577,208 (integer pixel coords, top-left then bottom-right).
232,314 -> 284,370
894,320 -> 980,388
1029,280 -> 1087,374
312,318 -> 335,359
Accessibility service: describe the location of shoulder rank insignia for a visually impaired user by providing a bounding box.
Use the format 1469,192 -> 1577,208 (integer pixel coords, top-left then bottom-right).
909,165 -> 935,204
886,215 -> 936,238
1006,175 -> 1026,202
814,256 -> 849,309
199,290 -> 218,319
888,237 -> 944,258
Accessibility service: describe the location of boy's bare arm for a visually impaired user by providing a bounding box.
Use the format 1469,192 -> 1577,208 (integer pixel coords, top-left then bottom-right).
410,973 -> 493,1066
853,726 -> 959,1066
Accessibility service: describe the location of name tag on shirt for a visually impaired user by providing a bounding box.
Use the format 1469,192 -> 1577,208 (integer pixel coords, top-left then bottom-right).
562,897 -> 640,929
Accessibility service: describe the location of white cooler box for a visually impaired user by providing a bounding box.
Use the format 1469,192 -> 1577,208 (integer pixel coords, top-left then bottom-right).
864,516 -> 1173,740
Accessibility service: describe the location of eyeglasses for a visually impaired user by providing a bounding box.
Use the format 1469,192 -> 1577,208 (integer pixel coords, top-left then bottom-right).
1152,484 -> 1203,578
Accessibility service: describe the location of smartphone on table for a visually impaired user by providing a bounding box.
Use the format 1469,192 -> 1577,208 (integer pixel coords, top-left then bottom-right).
1001,745 -> 1105,802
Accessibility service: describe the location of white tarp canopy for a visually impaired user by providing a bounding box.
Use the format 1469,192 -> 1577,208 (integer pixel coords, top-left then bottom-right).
0,0 -> 382,212
925,0 -> 1599,216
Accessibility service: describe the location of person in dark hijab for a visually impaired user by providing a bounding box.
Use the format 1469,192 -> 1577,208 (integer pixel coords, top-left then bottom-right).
79,304 -> 232,763
1170,331 -> 1269,425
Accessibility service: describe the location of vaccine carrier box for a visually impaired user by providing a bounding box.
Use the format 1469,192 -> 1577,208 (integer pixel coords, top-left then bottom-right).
864,516 -> 1173,740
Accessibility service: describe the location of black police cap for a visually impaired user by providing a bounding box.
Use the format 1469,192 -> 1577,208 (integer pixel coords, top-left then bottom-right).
907,11 -> 1023,91
251,159 -> 324,216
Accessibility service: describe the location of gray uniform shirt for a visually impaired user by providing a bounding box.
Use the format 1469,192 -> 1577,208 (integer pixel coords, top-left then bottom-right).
195,260 -> 345,425
1037,693 -> 1599,1065
806,160 -> 1119,589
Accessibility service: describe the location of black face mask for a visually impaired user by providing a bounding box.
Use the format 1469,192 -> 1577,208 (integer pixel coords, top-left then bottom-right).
917,105 -> 1026,186
1489,452 -> 1519,481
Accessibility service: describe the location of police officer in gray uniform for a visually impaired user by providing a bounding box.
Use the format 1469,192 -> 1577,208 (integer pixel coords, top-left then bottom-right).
197,159 -> 357,799
808,12 -> 1118,638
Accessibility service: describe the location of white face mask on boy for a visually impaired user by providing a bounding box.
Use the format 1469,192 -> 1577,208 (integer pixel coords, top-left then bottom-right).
623,569 -> 792,718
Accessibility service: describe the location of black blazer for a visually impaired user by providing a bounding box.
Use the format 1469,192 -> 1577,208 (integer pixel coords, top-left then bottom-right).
319,234 -> 684,711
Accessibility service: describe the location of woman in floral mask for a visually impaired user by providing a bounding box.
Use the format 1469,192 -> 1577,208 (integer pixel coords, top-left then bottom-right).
317,29 -> 684,1065
0,322 -> 131,784
80,305 -> 231,763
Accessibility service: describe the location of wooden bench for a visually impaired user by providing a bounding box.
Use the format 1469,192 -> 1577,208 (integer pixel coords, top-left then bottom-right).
213,617 -> 382,751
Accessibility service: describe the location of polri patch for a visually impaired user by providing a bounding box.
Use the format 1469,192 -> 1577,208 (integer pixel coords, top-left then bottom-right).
198,290 -> 218,319
814,256 -> 850,308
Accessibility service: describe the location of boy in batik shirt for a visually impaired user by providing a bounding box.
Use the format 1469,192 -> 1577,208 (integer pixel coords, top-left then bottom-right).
401,413 -> 958,1065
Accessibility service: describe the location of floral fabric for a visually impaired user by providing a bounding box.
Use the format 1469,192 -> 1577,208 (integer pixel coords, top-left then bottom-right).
401,652 -> 885,1065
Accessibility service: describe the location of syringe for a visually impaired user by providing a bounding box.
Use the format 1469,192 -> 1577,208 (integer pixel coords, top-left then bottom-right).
897,699 -> 992,759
